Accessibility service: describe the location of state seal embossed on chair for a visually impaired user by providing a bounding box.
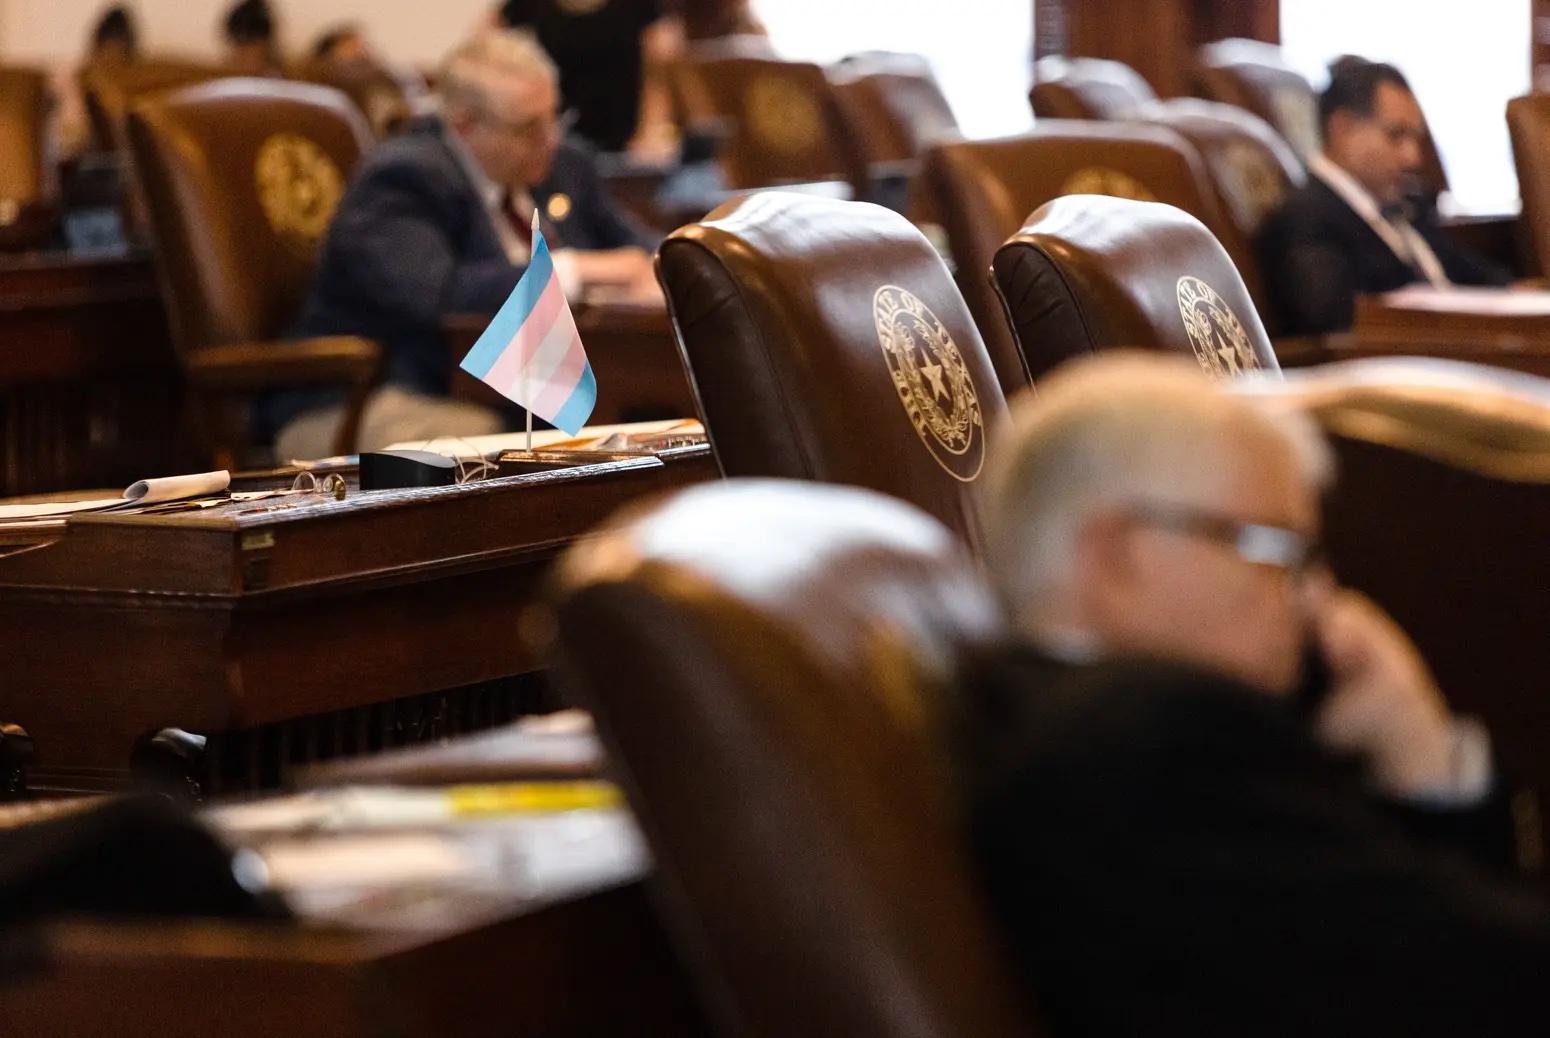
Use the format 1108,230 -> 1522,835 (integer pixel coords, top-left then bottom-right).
991,194 -> 1279,383
655,191 -> 1007,548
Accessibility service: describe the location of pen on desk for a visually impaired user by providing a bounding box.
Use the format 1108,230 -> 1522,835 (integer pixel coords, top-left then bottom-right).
237,502 -> 300,516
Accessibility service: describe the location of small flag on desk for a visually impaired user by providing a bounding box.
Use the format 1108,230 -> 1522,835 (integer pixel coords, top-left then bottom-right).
459,223 -> 596,435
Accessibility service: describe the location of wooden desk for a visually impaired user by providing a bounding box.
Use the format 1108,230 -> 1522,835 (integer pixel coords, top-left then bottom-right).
0,884 -> 707,1038
0,448 -> 716,797
0,247 -> 178,497
445,300 -> 698,427
1276,290 -> 1550,377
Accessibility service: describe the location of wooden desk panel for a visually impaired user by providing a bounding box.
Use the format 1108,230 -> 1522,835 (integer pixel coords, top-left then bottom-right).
1274,292 -> 1550,379
0,448 -> 717,795
2,881 -> 709,1038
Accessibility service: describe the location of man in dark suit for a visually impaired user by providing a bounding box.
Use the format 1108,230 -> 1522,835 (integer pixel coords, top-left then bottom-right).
268,30 -> 656,461
1257,58 -> 1511,335
969,354 -> 1546,1036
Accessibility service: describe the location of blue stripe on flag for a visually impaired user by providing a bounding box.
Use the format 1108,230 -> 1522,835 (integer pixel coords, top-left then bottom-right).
459,234 -> 557,379
549,362 -> 597,435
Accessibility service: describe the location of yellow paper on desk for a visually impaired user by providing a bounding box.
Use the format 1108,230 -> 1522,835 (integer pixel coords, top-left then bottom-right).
447,781 -> 622,816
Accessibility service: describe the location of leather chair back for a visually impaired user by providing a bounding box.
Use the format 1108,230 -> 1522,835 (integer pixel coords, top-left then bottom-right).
993,194 -> 1279,382
656,192 -> 1007,549
829,54 -> 959,166
1029,56 -> 1157,120
1509,93 -> 1550,277
1245,357 -> 1550,875
1194,39 -> 1323,160
125,78 -> 370,356
921,122 -> 1225,396
82,59 -> 223,238
1139,97 -> 1304,317
548,477 -> 1041,1038
667,55 -> 861,190
288,57 -> 427,139
0,67 -> 61,250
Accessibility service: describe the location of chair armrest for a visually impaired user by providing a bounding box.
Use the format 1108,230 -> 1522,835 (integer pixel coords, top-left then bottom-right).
184,336 -> 382,393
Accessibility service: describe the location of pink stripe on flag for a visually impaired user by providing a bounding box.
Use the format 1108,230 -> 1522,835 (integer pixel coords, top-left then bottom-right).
528,334 -> 589,417
481,275 -> 568,391
501,302 -> 578,399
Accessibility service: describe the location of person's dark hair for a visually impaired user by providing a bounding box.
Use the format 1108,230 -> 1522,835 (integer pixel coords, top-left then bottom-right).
312,24 -> 361,61
1319,56 -> 1412,134
93,5 -> 138,49
224,0 -> 275,45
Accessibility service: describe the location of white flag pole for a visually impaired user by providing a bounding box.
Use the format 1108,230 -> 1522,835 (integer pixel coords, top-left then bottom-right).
525,206 -> 539,454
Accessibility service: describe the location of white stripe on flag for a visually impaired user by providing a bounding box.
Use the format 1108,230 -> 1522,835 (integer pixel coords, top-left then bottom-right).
505,302 -> 580,401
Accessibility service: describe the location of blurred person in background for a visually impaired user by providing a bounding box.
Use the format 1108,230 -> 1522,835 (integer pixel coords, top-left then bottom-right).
263,30 -> 655,461
495,0 -> 682,159
1258,57 -> 1511,335
222,0 -> 281,77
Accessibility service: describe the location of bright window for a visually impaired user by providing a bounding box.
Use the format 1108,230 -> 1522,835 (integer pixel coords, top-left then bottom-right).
1280,0 -> 1532,213
751,0 -> 1034,140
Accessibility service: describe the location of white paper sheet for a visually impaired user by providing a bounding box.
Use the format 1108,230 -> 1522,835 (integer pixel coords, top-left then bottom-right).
0,470 -> 231,521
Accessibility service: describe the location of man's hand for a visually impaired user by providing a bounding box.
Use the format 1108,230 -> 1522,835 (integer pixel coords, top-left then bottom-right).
1312,590 -> 1460,799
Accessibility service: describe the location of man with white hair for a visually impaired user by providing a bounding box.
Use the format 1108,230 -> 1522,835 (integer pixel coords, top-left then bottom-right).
265,30 -> 656,461
969,354 -> 1546,1035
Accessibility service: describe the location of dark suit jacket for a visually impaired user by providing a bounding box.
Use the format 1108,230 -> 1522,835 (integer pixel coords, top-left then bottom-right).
259,115 -> 652,436
965,646 -> 1547,1037
1256,176 -> 1511,336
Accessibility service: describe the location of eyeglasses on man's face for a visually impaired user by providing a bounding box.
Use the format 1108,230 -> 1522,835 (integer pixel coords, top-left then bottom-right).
1125,501 -> 1323,575
480,105 -> 577,143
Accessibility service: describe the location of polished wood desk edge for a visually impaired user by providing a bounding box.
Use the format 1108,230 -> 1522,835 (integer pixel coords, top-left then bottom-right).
0,451 -> 713,598
36,875 -> 649,969
77,456 -> 668,532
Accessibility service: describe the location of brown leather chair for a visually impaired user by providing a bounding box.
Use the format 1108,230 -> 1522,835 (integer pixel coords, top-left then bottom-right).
656,192 -> 1007,548
0,67 -> 61,250
288,57 -> 427,139
1194,39 -> 1323,161
81,59 -> 223,239
992,194 -> 1279,382
125,78 -> 380,466
1139,97 -> 1304,317
547,477 -> 1041,1038
666,55 -> 863,192
828,52 -> 959,166
1029,56 -> 1157,121
920,122 -> 1226,396
1248,357 -> 1550,874
1508,93 -> 1550,277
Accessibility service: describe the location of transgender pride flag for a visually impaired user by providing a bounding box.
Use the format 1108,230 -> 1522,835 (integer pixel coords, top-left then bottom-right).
459,228 -> 596,435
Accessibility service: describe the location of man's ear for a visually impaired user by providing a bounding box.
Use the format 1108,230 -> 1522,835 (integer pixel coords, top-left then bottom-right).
1324,109 -> 1358,147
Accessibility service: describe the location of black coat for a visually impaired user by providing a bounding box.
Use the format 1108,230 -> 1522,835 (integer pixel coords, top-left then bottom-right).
965,647 -> 1546,1037
1256,176 -> 1511,336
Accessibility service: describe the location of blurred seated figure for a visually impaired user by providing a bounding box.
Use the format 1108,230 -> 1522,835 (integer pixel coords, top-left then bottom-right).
222,0 -> 281,78
311,23 -> 370,67
88,4 -> 139,70
969,353 -> 1546,1035
64,5 -> 141,157
1257,58 -> 1510,336
497,0 -> 682,159
265,30 -> 655,461
296,23 -> 429,138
